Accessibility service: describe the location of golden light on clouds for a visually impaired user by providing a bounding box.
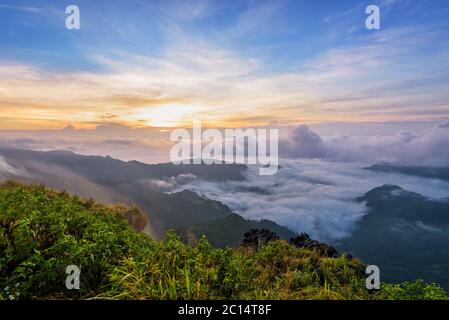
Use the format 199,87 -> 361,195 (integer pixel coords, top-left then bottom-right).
1,27 -> 448,131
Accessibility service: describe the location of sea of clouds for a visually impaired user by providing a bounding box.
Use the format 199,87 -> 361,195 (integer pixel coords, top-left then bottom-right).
176,159 -> 449,243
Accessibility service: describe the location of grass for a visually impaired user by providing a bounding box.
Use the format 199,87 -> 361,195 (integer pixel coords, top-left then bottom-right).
0,181 -> 447,300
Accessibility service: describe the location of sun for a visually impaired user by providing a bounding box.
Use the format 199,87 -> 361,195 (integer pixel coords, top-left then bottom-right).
133,104 -> 200,127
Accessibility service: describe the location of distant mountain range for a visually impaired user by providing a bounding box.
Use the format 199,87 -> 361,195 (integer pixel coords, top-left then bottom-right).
365,164 -> 449,182
0,148 -> 295,241
0,148 -> 247,182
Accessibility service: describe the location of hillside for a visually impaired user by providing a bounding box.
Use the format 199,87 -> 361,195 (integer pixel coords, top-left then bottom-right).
0,182 -> 447,300
337,184 -> 449,290
0,148 -> 294,242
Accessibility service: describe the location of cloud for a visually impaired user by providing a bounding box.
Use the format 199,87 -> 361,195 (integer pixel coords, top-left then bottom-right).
0,4 -> 43,13
140,173 -> 197,191
228,0 -> 286,38
1,22 -> 449,129
434,120 -> 449,128
0,123 -> 174,164
163,0 -> 214,21
0,156 -> 25,176
280,121 -> 449,166
177,159 -> 449,242
2,119 -> 449,167
279,125 -> 329,158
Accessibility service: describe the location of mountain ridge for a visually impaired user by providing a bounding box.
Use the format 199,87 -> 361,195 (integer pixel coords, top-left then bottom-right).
338,184 -> 449,290
365,164 -> 449,182
0,148 -> 293,243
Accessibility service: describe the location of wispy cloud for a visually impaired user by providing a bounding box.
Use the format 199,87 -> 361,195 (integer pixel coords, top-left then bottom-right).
1,2 -> 448,129
0,4 -> 43,13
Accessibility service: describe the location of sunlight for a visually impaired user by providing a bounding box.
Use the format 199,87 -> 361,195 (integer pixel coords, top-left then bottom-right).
133,104 -> 200,127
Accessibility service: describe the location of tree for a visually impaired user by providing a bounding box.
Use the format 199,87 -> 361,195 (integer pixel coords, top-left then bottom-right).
242,228 -> 279,250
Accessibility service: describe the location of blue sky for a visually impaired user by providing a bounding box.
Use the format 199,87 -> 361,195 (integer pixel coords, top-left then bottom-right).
1,0 -> 448,70
0,0 -> 449,129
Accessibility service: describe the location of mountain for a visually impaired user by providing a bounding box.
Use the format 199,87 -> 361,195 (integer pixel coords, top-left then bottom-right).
0,148 -> 293,243
0,148 -> 247,182
1,182 -> 446,300
337,184 -> 449,290
365,164 -> 449,182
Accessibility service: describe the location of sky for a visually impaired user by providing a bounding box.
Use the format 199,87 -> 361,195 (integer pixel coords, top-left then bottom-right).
0,0 -> 449,131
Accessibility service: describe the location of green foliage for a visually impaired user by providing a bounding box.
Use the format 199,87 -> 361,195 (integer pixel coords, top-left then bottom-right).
0,181 -> 152,299
0,182 -> 447,300
375,280 -> 449,300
